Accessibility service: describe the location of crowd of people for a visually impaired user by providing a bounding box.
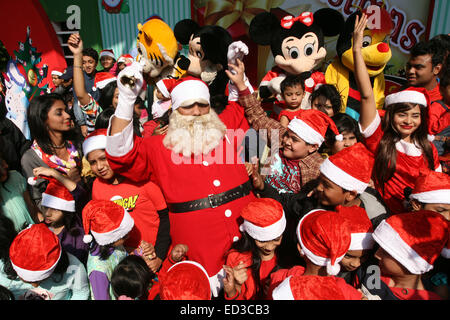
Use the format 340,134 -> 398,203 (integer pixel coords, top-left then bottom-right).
0,12 -> 449,301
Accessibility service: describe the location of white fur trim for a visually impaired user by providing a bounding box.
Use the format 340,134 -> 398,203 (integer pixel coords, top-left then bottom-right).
11,247 -> 61,282
51,70 -> 63,76
373,220 -> 433,274
96,77 -> 116,90
42,193 -> 75,212
100,50 -> 115,59
171,80 -> 210,111
155,80 -> 170,98
82,135 -> 107,156
359,112 -> 381,138
349,232 -> 375,251
395,140 -> 423,157
410,189 -> 450,204
435,164 -> 442,173
272,276 -> 294,300
320,158 -> 368,194
242,212 -> 286,242
208,268 -> 225,298
106,116 -> 134,157
90,208 -> 134,246
427,134 -> 435,142
168,261 -> 212,299
296,210 -> 346,274
385,90 -> 427,108
441,247 -> 450,259
288,118 -> 324,146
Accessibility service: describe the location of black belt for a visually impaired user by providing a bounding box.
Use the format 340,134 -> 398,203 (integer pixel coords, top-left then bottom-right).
168,180 -> 253,213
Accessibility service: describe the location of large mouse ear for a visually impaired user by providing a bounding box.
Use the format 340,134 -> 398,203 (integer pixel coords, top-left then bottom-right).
249,12 -> 280,45
174,19 -> 200,45
201,26 -> 232,67
313,8 -> 345,37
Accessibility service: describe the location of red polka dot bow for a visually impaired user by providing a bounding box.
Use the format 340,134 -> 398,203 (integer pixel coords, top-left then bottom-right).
281,12 -> 314,29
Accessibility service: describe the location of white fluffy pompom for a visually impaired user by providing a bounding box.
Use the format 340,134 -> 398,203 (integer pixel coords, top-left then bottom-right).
326,261 -> 341,276
83,234 -> 93,244
335,134 -> 343,141
27,177 -> 37,186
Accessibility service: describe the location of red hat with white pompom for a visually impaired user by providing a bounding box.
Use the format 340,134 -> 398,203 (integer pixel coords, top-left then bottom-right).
28,175 -> 75,212
51,67 -> 64,77
373,210 -> 449,274
240,198 -> 286,242
99,49 -> 115,60
160,260 -> 212,300
94,72 -> 117,90
288,109 -> 342,147
82,129 -> 107,157
338,205 -> 374,251
155,76 -> 210,111
296,208 -> 351,275
410,170 -> 450,204
82,200 -> 134,245
320,142 -> 374,194
385,86 -> 430,108
10,224 -> 62,282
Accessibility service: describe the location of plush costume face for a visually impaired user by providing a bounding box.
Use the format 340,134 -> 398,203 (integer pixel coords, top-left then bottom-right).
174,19 -> 232,85
250,9 -> 344,75
337,8 -> 393,78
135,18 -> 179,79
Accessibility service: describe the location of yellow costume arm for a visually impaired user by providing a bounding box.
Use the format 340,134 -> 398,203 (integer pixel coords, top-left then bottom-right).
325,58 -> 350,113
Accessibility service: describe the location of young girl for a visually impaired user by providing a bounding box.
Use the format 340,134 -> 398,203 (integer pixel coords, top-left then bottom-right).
0,153 -> 42,232
0,223 -> 89,300
222,198 -> 285,300
111,255 -> 156,300
278,75 -> 306,127
309,83 -> 342,118
353,13 -> 441,214
359,210 -> 448,300
31,167 -> 90,265
83,129 -> 171,273
322,113 -> 363,156
22,93 -> 83,209
82,199 -> 135,300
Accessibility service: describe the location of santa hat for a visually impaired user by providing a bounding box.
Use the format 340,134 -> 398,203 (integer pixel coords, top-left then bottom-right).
272,275 -> 347,300
160,260 -> 212,300
338,205 -> 374,251
94,72 -> 117,90
155,76 -> 210,111
409,170 -> 450,204
296,209 -> 351,275
320,142 -> 374,194
240,198 -> 286,242
82,129 -> 107,157
373,210 -> 449,274
385,87 -> 430,108
32,176 -> 76,212
99,49 -> 115,60
10,224 -> 62,282
51,67 -> 64,77
117,54 -> 133,64
287,109 -> 342,147
82,200 -> 134,245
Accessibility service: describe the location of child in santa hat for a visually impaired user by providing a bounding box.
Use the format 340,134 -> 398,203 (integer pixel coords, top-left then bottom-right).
82,199 -> 155,300
83,129 -> 171,274
30,166 -> 89,265
99,49 -> 116,73
266,207 -> 364,300
357,210 -> 449,300
0,223 -> 89,300
222,198 -> 286,300
353,14 -> 441,214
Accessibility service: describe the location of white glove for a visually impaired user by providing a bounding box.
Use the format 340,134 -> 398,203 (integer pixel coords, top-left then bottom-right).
268,75 -> 286,95
228,76 -> 254,102
227,41 -> 249,74
115,61 -> 144,121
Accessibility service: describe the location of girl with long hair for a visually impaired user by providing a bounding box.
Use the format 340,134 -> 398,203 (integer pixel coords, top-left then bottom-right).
353,13 -> 441,214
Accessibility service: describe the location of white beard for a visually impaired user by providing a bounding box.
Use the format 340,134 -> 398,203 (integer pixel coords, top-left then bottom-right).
163,109 -> 227,157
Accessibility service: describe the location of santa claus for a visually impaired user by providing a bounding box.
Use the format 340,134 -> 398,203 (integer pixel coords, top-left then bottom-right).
106,47 -> 257,296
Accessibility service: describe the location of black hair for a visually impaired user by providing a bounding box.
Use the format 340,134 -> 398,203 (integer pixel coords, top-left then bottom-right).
280,74 -> 306,94
82,48 -> 99,63
111,255 -> 155,300
431,34 -> 450,55
325,113 -> 363,145
27,93 -> 82,155
410,40 -> 445,68
0,285 -> 14,300
94,107 -> 115,130
440,60 -> 450,89
310,84 -> 342,116
0,213 -> 18,280
226,231 -> 281,299
97,81 -> 118,110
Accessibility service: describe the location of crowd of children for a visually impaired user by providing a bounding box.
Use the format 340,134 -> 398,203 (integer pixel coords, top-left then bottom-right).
0,12 -> 449,301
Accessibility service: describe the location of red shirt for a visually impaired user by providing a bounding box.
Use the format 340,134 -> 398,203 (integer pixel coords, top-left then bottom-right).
427,84 -> 450,135
92,177 -> 167,249
381,276 -> 441,300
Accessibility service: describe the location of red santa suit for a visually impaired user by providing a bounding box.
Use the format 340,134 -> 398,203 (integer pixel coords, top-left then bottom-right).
426,83 -> 450,136
361,112 -> 441,214
105,88 -> 256,296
